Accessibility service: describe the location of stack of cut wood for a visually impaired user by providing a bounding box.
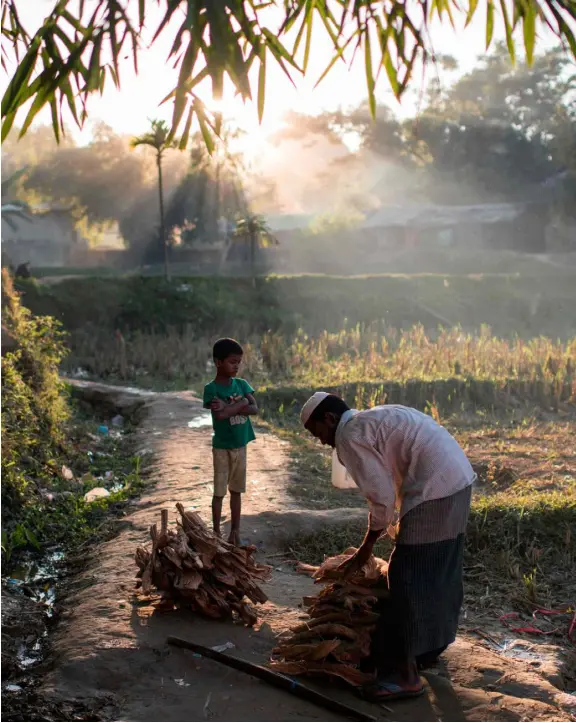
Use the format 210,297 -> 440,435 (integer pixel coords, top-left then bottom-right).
134,504 -> 271,626
269,548 -> 388,687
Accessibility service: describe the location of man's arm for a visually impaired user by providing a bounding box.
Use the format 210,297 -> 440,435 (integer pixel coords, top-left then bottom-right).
337,436 -> 394,531
336,435 -> 393,579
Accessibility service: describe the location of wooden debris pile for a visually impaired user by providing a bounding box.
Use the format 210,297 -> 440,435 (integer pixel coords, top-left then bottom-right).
134,504 -> 271,626
269,548 -> 388,687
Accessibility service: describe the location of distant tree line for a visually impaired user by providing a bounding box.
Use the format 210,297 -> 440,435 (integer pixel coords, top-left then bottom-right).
2,46 -> 574,264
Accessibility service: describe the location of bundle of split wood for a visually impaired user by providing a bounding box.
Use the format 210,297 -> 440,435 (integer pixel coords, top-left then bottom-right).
134,504 -> 271,626
269,548 -> 388,687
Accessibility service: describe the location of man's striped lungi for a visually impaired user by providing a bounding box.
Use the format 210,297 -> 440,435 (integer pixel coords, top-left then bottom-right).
373,484 -> 473,664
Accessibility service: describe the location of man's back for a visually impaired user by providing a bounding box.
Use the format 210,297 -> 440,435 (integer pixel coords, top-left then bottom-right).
337,405 -> 475,521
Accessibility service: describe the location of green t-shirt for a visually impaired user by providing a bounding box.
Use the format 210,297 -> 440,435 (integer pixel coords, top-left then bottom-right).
203,377 -> 256,450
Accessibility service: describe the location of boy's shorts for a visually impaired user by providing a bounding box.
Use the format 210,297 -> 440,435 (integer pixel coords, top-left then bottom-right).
212,447 -> 247,496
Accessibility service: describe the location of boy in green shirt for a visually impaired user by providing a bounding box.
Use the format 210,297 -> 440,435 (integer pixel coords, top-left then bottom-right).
203,338 -> 258,545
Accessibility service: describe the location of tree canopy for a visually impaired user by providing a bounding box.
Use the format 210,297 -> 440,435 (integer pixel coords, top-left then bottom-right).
2,0 -> 575,146
295,46 -> 575,207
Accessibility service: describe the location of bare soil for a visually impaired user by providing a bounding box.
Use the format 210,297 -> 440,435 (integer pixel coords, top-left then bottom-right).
36,386 -> 575,721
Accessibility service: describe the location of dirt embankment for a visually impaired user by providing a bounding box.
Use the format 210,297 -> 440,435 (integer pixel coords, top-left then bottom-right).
21,383 -> 576,721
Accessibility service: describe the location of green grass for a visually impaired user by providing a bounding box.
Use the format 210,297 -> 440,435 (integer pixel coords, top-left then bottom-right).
18,273 -> 576,418
29,249 -> 576,281
17,271 -> 576,339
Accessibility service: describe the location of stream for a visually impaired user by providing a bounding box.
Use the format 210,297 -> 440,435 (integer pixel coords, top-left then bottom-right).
2,549 -> 65,675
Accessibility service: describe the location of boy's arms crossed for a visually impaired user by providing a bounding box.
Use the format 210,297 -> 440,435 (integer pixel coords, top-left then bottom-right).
240,379 -> 258,416
210,393 -> 258,421
243,393 -> 258,416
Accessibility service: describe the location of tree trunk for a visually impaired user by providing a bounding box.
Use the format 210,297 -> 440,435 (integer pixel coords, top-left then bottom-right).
157,152 -> 170,281
250,231 -> 256,288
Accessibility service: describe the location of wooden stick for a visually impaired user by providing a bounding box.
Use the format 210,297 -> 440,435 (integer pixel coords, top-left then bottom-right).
160,509 -> 168,537
167,636 -> 377,722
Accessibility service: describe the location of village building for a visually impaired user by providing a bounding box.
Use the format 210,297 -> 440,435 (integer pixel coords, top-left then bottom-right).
1,203 -> 88,268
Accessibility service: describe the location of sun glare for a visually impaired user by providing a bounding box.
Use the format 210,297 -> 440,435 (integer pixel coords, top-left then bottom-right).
207,95 -> 283,162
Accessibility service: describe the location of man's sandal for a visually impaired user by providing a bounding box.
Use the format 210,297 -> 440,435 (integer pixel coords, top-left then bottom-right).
361,680 -> 425,702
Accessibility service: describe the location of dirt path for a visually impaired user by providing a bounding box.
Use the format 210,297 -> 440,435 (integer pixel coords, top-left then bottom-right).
42,386 -> 575,722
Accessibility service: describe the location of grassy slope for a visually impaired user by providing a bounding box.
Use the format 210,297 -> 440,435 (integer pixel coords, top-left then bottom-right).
17,270 -> 576,339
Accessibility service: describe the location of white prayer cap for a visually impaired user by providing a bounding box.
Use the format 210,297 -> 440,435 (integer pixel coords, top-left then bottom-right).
300,391 -> 330,426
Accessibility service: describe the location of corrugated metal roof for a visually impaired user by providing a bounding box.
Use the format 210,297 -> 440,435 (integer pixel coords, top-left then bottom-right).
362,203 -> 527,229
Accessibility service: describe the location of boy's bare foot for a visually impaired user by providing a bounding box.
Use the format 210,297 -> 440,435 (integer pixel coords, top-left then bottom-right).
228,529 -> 240,546
214,527 -> 222,538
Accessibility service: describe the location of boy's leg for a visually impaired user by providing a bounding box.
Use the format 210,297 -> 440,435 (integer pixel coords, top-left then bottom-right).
229,492 -> 241,546
227,447 -> 247,545
212,495 -> 224,537
212,448 -> 229,536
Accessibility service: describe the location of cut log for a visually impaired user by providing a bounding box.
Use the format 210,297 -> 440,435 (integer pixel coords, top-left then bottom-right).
300,549 -> 388,586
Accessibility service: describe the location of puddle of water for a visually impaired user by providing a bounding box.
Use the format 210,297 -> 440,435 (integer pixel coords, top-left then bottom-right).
188,413 -> 212,429
4,548 -> 64,674
501,640 -> 542,661
3,684 -> 22,693
7,549 -> 64,587
483,636 -> 553,663
17,638 -> 44,669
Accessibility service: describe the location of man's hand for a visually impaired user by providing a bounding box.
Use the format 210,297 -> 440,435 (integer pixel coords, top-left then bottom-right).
338,545 -> 372,581
210,398 -> 225,412
337,526 -> 383,581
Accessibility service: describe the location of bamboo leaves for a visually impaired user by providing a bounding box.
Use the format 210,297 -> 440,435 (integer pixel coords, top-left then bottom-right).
2,0 -> 575,147
1,0 -> 138,142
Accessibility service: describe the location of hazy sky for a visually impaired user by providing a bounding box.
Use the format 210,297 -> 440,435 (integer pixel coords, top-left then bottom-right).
2,0 -> 562,151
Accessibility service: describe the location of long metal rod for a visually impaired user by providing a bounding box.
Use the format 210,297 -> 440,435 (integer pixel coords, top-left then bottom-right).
167,636 -> 377,722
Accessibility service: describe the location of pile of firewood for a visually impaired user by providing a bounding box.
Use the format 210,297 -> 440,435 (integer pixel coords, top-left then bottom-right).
134,504 -> 271,626
269,548 -> 388,687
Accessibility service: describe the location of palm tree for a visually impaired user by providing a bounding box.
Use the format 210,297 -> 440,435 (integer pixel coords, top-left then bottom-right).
233,214 -> 278,287
131,120 -> 178,281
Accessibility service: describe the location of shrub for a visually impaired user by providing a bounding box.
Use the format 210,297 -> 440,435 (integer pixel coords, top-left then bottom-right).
1,269 -> 69,535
